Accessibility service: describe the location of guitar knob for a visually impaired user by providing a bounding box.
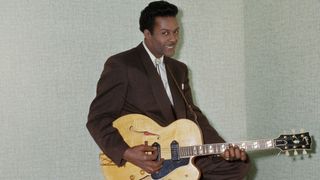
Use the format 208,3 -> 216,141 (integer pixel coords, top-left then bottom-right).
285,150 -> 290,156
140,170 -> 145,175
303,149 -> 308,155
294,150 -> 298,156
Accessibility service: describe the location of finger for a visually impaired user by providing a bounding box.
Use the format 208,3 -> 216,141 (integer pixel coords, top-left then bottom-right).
240,149 -> 247,161
133,144 -> 148,151
224,148 -> 230,161
234,146 -> 241,160
143,149 -> 161,161
142,145 -> 157,152
145,167 -> 153,174
143,154 -> 155,161
228,144 -> 235,160
152,158 -> 164,172
145,159 -> 164,173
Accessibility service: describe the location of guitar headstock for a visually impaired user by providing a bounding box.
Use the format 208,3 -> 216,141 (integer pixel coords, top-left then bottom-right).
274,131 -> 312,155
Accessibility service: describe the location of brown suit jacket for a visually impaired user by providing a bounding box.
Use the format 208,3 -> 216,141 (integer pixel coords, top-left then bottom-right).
87,43 -> 224,166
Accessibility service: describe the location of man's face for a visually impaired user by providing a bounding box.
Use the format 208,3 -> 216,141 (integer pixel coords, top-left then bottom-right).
144,16 -> 179,58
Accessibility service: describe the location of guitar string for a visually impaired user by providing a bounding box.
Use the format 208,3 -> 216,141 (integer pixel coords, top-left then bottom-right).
150,139 -> 277,154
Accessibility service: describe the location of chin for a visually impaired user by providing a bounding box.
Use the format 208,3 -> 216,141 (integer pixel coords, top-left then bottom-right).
164,51 -> 175,57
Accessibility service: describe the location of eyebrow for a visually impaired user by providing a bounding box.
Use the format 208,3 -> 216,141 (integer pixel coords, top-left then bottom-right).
160,27 -> 180,31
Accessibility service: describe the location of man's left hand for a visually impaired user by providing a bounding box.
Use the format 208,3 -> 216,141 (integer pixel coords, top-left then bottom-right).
222,144 -> 247,161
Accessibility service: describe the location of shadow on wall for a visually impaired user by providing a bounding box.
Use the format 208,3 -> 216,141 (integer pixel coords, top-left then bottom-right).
246,149 -> 278,180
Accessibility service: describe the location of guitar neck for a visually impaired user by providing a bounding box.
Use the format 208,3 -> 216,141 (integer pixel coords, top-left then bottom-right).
179,139 -> 275,158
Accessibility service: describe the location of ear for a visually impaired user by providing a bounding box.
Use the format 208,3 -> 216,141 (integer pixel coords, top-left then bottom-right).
143,29 -> 152,39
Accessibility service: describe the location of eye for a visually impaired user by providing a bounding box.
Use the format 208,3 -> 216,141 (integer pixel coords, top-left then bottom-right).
162,31 -> 169,36
174,30 -> 179,34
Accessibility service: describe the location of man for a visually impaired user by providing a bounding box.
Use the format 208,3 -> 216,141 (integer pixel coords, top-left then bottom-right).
87,1 -> 250,179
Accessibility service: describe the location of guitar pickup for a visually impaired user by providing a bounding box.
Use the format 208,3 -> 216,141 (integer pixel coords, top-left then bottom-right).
152,142 -> 161,161
170,140 -> 180,161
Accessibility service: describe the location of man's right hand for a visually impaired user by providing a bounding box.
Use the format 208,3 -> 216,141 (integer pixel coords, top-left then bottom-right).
123,144 -> 164,174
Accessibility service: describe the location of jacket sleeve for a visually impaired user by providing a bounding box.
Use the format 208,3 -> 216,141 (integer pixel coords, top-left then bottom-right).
87,57 -> 129,166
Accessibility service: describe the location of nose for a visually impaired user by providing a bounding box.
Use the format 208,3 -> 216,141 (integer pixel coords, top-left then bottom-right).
169,32 -> 178,43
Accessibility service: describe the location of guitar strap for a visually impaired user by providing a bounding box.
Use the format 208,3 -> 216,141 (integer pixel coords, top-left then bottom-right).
166,66 -> 200,127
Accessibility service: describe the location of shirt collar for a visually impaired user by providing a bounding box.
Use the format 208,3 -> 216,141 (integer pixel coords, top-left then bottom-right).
142,40 -> 164,66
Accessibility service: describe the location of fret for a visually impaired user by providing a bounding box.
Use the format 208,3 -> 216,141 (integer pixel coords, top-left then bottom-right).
252,141 -> 259,149
181,147 -> 185,157
220,144 -> 226,153
198,145 -> 203,155
215,144 -> 219,154
265,139 -> 273,149
208,145 -> 214,154
193,146 -> 197,155
240,142 -> 247,150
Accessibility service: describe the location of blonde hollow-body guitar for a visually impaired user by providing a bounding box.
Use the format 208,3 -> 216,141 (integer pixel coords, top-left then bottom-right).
99,114 -> 312,180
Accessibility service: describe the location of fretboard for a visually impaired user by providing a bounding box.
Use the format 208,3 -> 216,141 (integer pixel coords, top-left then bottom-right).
179,139 -> 275,158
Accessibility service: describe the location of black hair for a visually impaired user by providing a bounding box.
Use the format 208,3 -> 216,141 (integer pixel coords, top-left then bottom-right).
139,1 -> 178,34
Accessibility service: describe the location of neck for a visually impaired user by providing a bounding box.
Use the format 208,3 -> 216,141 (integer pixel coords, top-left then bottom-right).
143,39 -> 162,58
179,139 -> 275,158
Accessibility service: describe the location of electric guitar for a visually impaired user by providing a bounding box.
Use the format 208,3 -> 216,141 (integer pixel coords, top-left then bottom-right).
99,114 -> 312,180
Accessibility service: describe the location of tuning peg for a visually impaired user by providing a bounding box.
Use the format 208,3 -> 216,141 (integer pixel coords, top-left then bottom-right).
303,150 -> 308,155
291,129 -> 296,134
294,150 -> 298,156
285,150 -> 290,156
300,128 -> 305,133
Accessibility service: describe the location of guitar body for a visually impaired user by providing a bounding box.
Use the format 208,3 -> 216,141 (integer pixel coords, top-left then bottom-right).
100,114 -> 203,180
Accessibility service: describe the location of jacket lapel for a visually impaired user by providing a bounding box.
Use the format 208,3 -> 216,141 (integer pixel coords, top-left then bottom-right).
165,58 -> 187,119
136,44 -> 176,122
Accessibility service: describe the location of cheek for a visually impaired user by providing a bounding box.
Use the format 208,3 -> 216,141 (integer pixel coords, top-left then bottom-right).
153,37 -> 167,51
159,40 -> 168,48
155,41 -> 165,51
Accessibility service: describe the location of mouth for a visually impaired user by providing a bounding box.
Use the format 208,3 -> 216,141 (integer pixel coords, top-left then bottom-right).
165,45 -> 175,49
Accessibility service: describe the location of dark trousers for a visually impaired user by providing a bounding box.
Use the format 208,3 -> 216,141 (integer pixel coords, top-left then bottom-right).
195,156 -> 250,180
